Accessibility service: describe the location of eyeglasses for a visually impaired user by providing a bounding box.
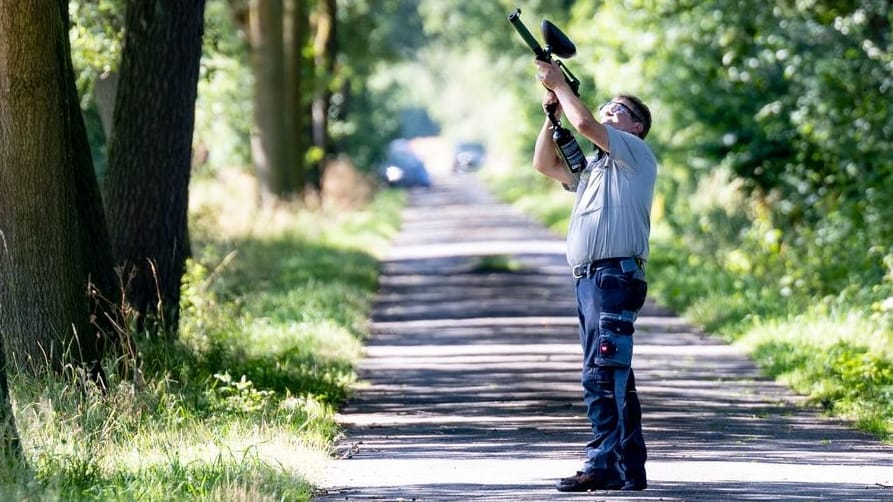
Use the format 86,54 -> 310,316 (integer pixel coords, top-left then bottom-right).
599,101 -> 642,123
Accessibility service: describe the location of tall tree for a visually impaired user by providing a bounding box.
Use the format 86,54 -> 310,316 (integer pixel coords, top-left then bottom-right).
284,0 -> 309,195
103,0 -> 206,336
0,0 -> 114,379
249,0 -> 295,202
308,0 -> 336,190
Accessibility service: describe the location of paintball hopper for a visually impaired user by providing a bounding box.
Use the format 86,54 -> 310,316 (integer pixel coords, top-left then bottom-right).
541,19 -> 576,59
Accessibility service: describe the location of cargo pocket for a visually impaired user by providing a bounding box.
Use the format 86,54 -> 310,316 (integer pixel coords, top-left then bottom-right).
593,310 -> 635,368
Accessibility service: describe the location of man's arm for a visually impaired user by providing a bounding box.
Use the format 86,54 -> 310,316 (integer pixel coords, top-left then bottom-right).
535,60 -> 610,153
532,109 -> 574,185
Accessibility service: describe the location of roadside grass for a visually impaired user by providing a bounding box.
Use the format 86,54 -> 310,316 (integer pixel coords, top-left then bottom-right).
649,241 -> 893,441
486,173 -> 893,442
741,315 -> 893,438
5,170 -> 404,500
469,255 -> 524,274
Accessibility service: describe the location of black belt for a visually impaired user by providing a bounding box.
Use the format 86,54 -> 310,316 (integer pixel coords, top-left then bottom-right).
572,257 -> 641,279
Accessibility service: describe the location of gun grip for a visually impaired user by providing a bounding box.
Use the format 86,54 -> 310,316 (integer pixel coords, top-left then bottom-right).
544,103 -> 562,127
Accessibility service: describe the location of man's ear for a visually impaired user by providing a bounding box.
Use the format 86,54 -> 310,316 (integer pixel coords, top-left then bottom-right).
633,122 -> 644,137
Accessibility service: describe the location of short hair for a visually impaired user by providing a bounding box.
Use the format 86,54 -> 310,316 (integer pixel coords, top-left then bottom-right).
616,94 -> 652,139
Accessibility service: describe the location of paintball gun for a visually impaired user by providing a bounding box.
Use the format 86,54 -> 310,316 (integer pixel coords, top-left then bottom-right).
508,8 -> 588,173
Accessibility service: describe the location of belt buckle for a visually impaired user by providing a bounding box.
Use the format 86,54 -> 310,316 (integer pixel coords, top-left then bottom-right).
620,258 -> 638,274
572,263 -> 588,279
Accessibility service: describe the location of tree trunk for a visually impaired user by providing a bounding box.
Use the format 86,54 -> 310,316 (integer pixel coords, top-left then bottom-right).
104,0 -> 206,337
284,0 -> 307,195
61,2 -> 126,383
0,0 -> 21,428
250,0 -> 292,203
309,0 -> 336,191
0,1 -> 100,377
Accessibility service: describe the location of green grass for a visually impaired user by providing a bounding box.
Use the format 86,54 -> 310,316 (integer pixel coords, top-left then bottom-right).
469,255 -> 524,274
646,236 -> 893,441
3,172 -> 404,500
738,314 -> 893,436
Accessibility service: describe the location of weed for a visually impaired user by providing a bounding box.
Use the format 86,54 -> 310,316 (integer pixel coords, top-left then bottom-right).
4,174 -> 402,499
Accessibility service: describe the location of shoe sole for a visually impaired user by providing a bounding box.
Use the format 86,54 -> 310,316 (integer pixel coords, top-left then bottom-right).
555,481 -> 624,492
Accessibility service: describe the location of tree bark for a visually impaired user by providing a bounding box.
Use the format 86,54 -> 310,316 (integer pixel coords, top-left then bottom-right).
284,0 -> 307,195
104,0 -> 206,336
250,0 -> 293,203
0,0 -> 100,377
309,0 -> 336,191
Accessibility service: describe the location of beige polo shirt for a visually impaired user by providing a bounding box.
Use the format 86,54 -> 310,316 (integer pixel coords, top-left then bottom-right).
565,126 -> 657,267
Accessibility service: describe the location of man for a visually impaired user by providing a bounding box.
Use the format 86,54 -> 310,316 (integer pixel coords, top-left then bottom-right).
532,58 -> 657,492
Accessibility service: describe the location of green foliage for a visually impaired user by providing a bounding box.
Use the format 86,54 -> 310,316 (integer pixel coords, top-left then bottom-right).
68,1 -> 125,180
469,255 -> 523,274
418,0 -> 538,53
68,0 -> 125,101
334,0 -> 591,171
744,321 -> 893,440
330,0 -> 430,168
206,373 -> 275,415
477,0 -> 893,441
634,0 -> 893,292
3,180 -> 403,499
193,0 -> 253,171
335,72 -> 407,168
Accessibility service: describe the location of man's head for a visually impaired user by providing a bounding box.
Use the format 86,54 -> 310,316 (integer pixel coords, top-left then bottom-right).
598,95 -> 652,139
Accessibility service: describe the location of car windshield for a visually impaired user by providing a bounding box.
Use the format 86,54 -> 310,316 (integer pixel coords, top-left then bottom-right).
456,142 -> 484,154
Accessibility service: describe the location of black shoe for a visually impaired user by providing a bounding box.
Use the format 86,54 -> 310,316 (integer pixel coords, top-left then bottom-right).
555,471 -> 623,492
621,479 -> 647,491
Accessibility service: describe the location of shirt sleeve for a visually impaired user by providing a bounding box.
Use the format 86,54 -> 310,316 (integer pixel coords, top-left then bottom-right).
606,127 -> 654,173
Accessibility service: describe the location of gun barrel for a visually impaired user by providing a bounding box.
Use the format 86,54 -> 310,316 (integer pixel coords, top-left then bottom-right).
507,8 -> 549,61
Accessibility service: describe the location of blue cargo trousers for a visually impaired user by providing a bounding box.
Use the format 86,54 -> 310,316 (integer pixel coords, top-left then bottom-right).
574,262 -> 648,483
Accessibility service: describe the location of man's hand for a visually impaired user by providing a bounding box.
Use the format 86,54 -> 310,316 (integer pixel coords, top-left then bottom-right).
542,90 -> 562,119
535,60 -> 567,91
536,59 -> 610,153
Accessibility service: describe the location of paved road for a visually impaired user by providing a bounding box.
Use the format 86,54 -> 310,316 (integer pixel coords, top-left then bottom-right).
314,172 -> 893,501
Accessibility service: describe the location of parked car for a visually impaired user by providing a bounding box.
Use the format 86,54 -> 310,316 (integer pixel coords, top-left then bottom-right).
452,142 -> 486,173
379,152 -> 431,188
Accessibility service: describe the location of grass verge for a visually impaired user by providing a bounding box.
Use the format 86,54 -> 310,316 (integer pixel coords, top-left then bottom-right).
5,170 -> 404,500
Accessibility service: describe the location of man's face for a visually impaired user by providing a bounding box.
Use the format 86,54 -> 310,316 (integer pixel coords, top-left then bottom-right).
598,99 -> 643,137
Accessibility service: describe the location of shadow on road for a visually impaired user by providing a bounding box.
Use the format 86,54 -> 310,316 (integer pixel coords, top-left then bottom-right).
315,173 -> 893,501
